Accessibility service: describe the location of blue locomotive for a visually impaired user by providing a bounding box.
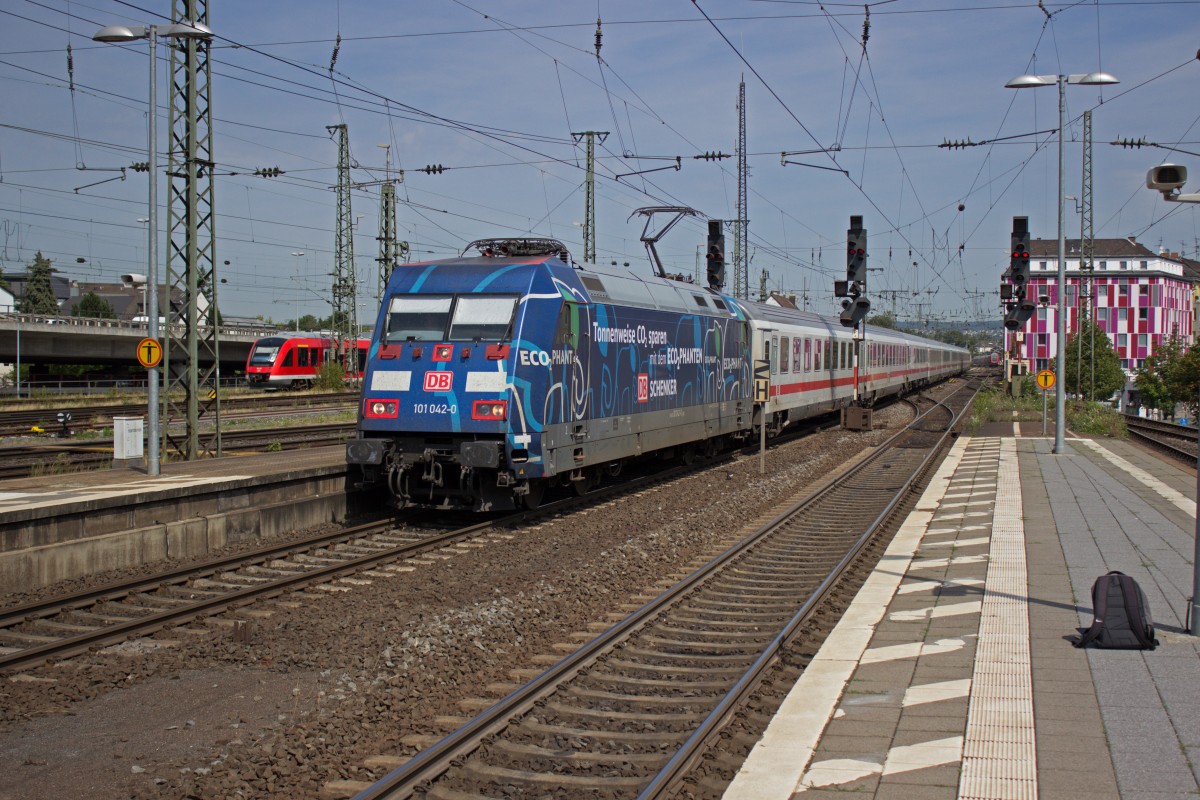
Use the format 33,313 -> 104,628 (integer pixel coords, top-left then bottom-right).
347,238 -> 754,510
347,237 -> 969,511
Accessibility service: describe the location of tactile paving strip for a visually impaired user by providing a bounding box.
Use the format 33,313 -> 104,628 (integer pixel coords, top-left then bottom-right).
958,437 -> 1037,800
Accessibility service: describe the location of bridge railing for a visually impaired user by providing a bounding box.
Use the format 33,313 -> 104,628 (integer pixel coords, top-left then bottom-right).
0,312 -> 280,338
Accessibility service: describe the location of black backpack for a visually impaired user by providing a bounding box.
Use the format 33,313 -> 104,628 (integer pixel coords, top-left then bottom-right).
1074,571 -> 1158,650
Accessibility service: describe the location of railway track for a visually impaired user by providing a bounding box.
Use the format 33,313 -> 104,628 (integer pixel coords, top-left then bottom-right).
0,391 -> 357,437
1123,413 -> 1197,464
346,377 -> 980,800
0,421 -> 358,479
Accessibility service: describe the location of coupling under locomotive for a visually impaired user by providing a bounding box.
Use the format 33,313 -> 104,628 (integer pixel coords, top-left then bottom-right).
346,238 -> 755,511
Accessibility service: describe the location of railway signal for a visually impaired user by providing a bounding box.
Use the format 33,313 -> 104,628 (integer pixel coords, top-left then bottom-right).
1002,215 -> 1036,330
1009,216 -> 1031,288
846,216 -> 867,287
838,215 -> 869,327
706,219 -> 725,290
840,296 -> 871,327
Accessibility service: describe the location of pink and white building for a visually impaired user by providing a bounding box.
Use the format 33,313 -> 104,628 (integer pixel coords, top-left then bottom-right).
1005,237 -> 1197,381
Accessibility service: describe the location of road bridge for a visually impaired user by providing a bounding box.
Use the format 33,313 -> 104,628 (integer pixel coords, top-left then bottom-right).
0,313 -> 269,372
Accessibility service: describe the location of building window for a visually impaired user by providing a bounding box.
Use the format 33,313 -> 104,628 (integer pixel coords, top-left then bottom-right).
1139,308 -> 1148,321
1039,261 -> 1047,271
1117,308 -> 1128,323
1119,261 -> 1128,270
1117,333 -> 1128,347
1139,284 -> 1149,294
1140,260 -> 1149,269
1099,261 -> 1107,269
1139,334 -> 1149,348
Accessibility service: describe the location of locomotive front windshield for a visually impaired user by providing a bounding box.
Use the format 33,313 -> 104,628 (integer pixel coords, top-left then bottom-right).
385,294 -> 517,342
248,338 -> 284,366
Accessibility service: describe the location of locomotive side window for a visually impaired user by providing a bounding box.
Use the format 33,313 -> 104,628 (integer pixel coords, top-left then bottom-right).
554,302 -> 580,348
449,295 -> 517,341
386,296 -> 453,341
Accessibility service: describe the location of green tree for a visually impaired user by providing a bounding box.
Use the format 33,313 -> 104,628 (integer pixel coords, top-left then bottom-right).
1135,332 -> 1185,417
18,251 -> 59,315
867,311 -> 898,329
1063,318 -> 1126,402
71,291 -> 116,319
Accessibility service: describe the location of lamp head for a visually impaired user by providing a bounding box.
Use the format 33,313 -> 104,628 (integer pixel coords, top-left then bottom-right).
93,24 -> 147,43
1005,74 -> 1053,89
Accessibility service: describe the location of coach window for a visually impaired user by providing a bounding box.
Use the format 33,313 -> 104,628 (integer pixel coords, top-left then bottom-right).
771,336 -> 779,374
804,338 -> 812,372
814,339 -> 822,372
282,349 -> 294,367
450,295 -> 518,341
387,295 -> 452,341
296,346 -> 309,368
780,337 -> 790,373
793,338 -> 802,372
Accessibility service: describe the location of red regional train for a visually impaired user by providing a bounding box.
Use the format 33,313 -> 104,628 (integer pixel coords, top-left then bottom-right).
245,333 -> 369,388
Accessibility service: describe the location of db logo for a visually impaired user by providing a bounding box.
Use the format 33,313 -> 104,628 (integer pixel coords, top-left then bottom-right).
637,373 -> 649,403
423,371 -> 453,392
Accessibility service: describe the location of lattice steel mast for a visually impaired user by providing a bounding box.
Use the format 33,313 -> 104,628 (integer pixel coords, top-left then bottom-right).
733,77 -> 749,300
572,131 -> 608,263
1081,110 -> 1095,399
164,0 -> 220,460
327,123 -> 356,375
375,145 -> 408,304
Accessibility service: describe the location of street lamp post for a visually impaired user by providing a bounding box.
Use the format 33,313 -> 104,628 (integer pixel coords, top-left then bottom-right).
93,19 -> 213,476
1006,70 -> 1119,454
1145,163 -> 1200,635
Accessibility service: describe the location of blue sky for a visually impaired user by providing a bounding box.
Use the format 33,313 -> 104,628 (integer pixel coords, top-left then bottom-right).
2,0 -> 1198,325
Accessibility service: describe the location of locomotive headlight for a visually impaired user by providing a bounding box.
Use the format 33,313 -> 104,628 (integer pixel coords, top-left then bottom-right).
364,399 -> 399,418
471,400 -> 507,421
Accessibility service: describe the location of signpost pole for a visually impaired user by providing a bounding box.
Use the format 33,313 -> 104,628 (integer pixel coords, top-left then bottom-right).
1042,389 -> 1048,437
1035,370 -> 1056,438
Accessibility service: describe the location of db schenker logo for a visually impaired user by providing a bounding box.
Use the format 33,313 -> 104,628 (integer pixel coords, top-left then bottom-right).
637,373 -> 649,403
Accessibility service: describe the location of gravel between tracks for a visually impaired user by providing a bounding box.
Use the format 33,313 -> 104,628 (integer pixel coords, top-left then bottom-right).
0,405 -> 910,800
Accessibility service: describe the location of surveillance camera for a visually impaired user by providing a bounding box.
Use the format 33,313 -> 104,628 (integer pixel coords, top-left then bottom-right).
1038,294 -> 1050,306
1146,163 -> 1187,194
120,273 -> 147,287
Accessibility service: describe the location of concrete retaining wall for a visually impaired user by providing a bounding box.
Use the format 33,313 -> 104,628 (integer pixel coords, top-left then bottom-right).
1,468 -> 354,591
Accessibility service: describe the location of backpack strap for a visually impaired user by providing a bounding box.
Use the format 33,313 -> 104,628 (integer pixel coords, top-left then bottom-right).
1074,574 -> 1114,648
1117,574 -> 1158,650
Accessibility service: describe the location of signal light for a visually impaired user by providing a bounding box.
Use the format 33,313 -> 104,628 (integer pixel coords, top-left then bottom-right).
420,164 -> 446,174
1009,216 -> 1031,286
840,296 -> 870,328
363,399 -> 398,418
846,215 -> 867,286
705,219 -> 725,291
471,400 -> 507,421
